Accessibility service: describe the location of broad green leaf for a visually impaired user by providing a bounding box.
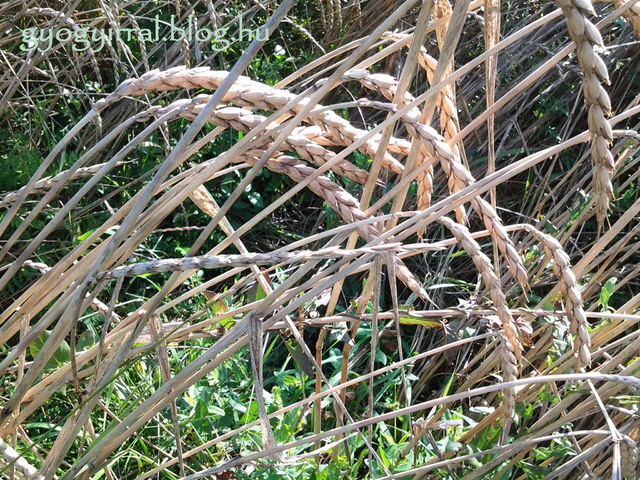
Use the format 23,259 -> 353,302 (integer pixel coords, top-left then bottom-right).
29,330 -> 71,372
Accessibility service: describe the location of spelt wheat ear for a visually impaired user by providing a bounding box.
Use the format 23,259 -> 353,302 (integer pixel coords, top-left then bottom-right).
613,0 -> 640,38
438,217 -> 522,361
555,0 -> 614,230
346,70 -> 435,225
109,67 -> 429,300
96,66 -> 406,176
498,332 -> 518,421
520,224 -> 591,369
369,99 -> 529,289
152,98 -> 372,184
241,152 -> 428,301
382,32 -> 467,225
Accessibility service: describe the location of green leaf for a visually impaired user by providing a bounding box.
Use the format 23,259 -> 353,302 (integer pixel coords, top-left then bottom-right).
398,316 -> 442,329
29,331 -> 71,372
77,330 -> 95,351
598,277 -> 617,310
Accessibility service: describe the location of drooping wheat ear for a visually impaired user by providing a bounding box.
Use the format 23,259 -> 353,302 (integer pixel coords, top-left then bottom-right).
195,144 -> 424,300
368,100 -> 529,288
351,70 -> 434,217
382,32 -> 467,224
293,124 -> 412,161
133,98 -> 426,299
0,162 -> 127,208
555,0 -> 614,230
621,437 -> 639,480
519,224 -> 591,369
438,216 -> 522,361
254,153 -> 428,300
613,0 -> 640,38
498,332 -> 518,420
95,66 -> 406,176
152,98 -> 372,184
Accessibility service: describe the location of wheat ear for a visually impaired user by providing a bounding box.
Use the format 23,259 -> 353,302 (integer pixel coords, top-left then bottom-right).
556,0 -> 614,230
95,66 -> 406,176
439,216 -> 520,419
383,32 -> 467,224
520,224 -> 590,369
152,98 -> 372,184
366,99 -> 529,288
351,70 -> 435,220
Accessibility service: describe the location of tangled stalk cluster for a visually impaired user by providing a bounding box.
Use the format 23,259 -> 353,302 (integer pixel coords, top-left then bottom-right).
6,1 -> 640,475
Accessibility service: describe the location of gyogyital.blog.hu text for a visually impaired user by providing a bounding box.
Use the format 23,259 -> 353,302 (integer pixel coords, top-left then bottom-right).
20,14 -> 268,53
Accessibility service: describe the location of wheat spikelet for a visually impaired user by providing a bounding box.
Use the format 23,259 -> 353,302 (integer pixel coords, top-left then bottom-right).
555,0 -> 614,230
621,438 -> 639,480
519,224 -> 591,369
